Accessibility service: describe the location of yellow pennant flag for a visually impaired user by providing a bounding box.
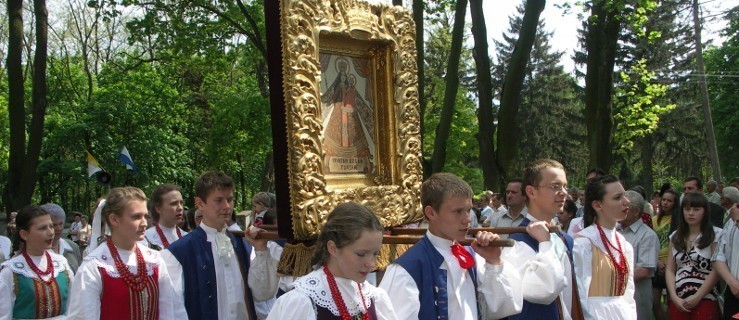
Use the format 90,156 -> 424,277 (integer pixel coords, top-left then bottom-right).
86,150 -> 103,177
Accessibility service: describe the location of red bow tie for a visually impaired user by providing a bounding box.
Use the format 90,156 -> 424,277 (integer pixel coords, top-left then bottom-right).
451,242 -> 475,269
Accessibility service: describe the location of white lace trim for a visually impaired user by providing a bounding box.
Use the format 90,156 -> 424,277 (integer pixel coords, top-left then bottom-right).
83,243 -> 159,278
578,225 -> 626,262
1,252 -> 70,281
293,268 -> 375,317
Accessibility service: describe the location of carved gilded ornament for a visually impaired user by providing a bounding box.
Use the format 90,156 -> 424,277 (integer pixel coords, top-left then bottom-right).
280,0 -> 422,240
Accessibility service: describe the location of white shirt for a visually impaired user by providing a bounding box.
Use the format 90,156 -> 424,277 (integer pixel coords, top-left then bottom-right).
0,251 -> 74,320
573,225 -> 636,320
379,231 -> 523,319
0,236 -> 11,261
70,221 -> 82,241
715,221 -> 739,280
144,224 -> 187,249
252,241 -> 283,320
66,242 -> 183,320
160,223 -> 279,320
267,267 -> 397,320
502,213 -> 572,319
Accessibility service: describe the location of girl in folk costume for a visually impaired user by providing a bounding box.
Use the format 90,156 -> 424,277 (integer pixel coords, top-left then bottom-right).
665,192 -> 722,320
573,175 -> 637,319
67,187 -> 184,320
267,203 -> 398,320
0,205 -> 74,320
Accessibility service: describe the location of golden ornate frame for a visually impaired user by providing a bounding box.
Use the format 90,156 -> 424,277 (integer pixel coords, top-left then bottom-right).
280,0 -> 422,240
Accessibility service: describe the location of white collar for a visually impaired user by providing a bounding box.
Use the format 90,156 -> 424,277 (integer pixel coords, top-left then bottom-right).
84,242 -> 159,277
426,230 -> 454,251
157,223 -> 177,232
526,213 -> 540,222
200,222 -> 226,239
293,267 -> 375,317
1,251 -> 70,281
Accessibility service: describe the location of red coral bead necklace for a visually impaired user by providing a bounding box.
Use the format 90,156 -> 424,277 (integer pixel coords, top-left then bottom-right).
106,238 -> 148,291
22,250 -> 54,284
324,265 -> 370,320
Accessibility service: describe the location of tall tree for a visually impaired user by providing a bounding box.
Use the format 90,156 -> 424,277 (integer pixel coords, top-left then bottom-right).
6,0 -> 50,212
704,5 -> 739,180
430,0 -> 468,174
469,0 -> 498,191
690,0 -> 721,180
495,0 -> 546,182
583,0 -> 657,173
494,1 -> 586,184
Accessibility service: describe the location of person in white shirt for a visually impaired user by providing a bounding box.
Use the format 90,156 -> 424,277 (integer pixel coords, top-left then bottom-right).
573,175 -> 637,320
144,183 -> 187,250
0,235 -> 10,262
505,159 -> 579,320
69,213 -> 82,243
160,171 -> 279,320
713,199 -> 739,318
1,205 -> 74,320
380,172 -> 523,319
67,187 -> 183,319
268,202 -> 397,320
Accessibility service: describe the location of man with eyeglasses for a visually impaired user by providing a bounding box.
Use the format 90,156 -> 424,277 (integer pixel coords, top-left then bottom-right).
504,159 -> 581,319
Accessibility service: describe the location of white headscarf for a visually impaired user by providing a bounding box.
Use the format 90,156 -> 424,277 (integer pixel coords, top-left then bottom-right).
83,199 -> 106,257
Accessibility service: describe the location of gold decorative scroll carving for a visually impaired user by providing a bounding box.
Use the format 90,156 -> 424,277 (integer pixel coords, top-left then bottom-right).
280,0 -> 422,240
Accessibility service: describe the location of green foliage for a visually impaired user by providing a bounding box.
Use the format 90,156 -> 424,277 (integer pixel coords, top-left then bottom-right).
493,2 -> 588,183
704,5 -> 739,180
613,59 -> 675,154
422,16 -> 483,190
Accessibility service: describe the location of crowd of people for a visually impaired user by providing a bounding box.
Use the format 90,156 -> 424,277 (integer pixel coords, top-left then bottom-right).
0,162 -> 738,320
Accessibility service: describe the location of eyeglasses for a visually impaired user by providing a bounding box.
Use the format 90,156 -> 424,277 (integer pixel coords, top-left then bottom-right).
536,184 -> 569,194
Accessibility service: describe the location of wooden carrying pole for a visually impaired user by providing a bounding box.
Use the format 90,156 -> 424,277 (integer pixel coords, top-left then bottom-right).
228,230 -> 526,247
390,225 -> 561,236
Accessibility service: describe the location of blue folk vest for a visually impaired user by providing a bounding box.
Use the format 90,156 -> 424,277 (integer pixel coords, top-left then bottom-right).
507,218 -> 574,320
167,227 -> 257,320
395,235 -> 478,320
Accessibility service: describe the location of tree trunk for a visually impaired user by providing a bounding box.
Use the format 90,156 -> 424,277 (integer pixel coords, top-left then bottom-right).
691,0 -> 721,180
7,0 -> 26,212
412,0 -> 428,177
584,2 -> 621,173
641,133 -> 654,197
469,0 -> 500,191
496,0 -> 545,181
430,0 -> 467,174
22,0 -> 50,204
392,0 -> 402,6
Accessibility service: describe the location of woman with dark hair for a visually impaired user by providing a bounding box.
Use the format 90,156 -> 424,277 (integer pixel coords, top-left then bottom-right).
573,175 -> 636,319
652,189 -> 678,320
267,202 -> 397,320
0,205 -> 74,319
665,193 -> 721,319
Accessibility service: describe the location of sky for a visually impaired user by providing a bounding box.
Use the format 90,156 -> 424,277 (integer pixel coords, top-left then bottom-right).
480,0 -> 734,73
371,0 -> 734,74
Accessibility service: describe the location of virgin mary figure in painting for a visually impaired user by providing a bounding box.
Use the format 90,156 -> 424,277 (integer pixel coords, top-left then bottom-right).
321,55 -> 375,175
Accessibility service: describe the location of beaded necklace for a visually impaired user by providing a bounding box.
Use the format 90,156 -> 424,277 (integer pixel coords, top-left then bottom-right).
155,224 -> 182,248
22,251 -> 54,284
106,238 -> 148,291
323,266 -> 370,320
595,222 -> 629,295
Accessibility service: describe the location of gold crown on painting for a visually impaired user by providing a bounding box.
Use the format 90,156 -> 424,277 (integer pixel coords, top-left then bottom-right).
347,1 -> 378,40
